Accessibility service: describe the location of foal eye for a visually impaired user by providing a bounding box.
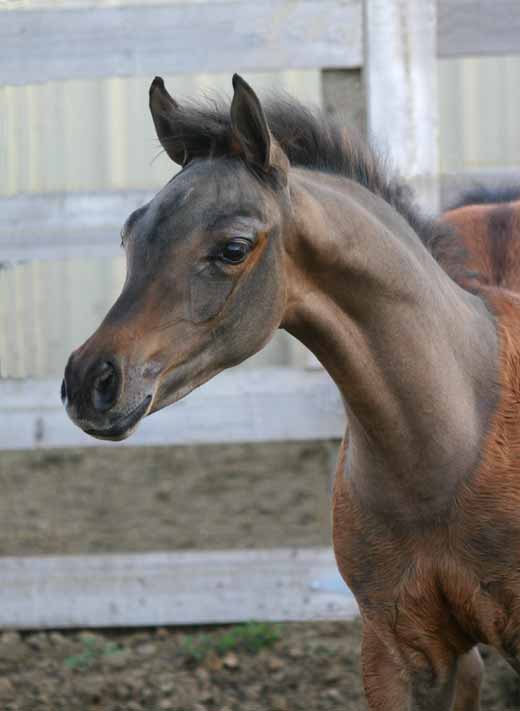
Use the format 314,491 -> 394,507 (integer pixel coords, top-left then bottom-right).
218,239 -> 251,264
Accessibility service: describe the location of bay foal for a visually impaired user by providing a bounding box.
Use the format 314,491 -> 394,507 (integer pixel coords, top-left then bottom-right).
63,76 -> 520,709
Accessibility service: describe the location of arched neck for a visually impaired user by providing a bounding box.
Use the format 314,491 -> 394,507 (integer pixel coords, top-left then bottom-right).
282,169 -> 498,517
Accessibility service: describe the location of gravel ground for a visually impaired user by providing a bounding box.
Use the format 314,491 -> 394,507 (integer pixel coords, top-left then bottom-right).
0,621 -> 518,710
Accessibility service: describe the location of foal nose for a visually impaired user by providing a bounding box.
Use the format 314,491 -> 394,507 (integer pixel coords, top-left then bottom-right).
62,357 -> 121,413
90,360 -> 121,413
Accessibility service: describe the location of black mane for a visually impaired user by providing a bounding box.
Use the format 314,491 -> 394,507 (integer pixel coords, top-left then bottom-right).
167,94 -> 452,259
447,184 -> 520,211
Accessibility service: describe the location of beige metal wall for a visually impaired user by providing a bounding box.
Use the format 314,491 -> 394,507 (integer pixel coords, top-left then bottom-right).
0,71 -> 321,195
2,56 -> 520,377
439,56 -> 520,174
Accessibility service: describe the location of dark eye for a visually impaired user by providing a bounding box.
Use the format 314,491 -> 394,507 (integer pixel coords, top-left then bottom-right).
218,239 -> 251,264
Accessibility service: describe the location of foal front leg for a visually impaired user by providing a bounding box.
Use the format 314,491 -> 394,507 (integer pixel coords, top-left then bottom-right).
362,622 -> 459,710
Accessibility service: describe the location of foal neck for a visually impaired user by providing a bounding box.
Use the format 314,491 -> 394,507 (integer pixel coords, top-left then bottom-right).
282,170 -> 498,518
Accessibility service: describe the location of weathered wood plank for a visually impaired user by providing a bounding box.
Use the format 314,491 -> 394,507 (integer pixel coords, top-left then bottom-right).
438,0 -> 520,58
0,368 -> 344,450
0,547 -> 357,629
2,1 -> 518,87
0,1 -> 362,86
0,190 -> 154,261
364,0 -> 439,212
3,172 -> 520,262
440,169 -> 520,210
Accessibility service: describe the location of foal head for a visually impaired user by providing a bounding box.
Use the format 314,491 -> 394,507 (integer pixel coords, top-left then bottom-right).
62,75 -> 291,439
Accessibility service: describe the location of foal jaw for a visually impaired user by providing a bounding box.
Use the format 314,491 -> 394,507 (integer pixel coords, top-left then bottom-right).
83,394 -> 153,441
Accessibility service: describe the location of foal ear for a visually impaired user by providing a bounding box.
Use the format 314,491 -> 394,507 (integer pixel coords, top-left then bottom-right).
230,74 -> 287,178
149,76 -> 188,166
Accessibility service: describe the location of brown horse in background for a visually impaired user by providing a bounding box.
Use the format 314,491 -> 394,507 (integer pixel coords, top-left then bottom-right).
441,186 -> 520,292
62,75 -> 520,709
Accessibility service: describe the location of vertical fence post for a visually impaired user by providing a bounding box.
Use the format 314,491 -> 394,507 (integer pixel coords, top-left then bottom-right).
364,0 -> 439,213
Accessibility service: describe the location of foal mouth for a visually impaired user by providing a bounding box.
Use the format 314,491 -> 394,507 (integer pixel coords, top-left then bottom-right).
84,395 -> 152,441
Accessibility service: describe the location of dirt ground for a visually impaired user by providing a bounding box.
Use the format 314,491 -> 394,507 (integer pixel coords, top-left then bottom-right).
0,442 -> 519,710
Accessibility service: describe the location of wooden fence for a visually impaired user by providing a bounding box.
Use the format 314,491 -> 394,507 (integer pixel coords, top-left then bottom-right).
1,0 -> 519,629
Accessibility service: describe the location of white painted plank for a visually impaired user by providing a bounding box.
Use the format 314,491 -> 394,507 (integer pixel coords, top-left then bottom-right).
0,547 -> 357,629
2,0 -> 518,90
438,0 -> 520,59
1,1 -> 362,86
0,191 -> 154,262
364,0 -> 439,212
0,368 -> 345,450
440,169 -> 520,210
3,172 -> 520,261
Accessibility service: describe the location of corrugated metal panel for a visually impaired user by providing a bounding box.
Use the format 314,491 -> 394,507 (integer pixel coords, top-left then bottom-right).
0,256 -> 125,378
4,58 -> 516,194
1,71 -> 321,195
439,56 -> 520,173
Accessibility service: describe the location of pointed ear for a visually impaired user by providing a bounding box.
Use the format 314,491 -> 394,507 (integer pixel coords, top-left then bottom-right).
230,74 -> 287,178
149,76 -> 187,166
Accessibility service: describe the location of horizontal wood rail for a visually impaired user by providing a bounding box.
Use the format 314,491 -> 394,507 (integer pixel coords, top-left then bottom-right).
0,190 -> 155,261
4,172 -> 520,261
438,0 -> 520,58
0,368 -> 344,450
2,1 -> 519,88
0,547 -> 358,629
0,0 -> 362,86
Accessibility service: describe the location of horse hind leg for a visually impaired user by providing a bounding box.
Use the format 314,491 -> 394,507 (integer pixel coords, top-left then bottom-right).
362,622 -> 457,710
361,622 -> 409,710
407,647 -> 484,710
408,666 -> 457,711
361,620 -> 479,710
452,648 -> 484,711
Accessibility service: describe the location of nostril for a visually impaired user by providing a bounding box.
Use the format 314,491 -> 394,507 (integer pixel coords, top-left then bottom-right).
62,353 -> 77,406
91,361 -> 120,413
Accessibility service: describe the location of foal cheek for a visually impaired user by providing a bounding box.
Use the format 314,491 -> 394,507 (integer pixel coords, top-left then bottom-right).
188,271 -> 234,323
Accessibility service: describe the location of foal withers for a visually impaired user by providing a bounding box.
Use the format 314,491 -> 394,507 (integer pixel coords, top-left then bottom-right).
63,74 -> 520,709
